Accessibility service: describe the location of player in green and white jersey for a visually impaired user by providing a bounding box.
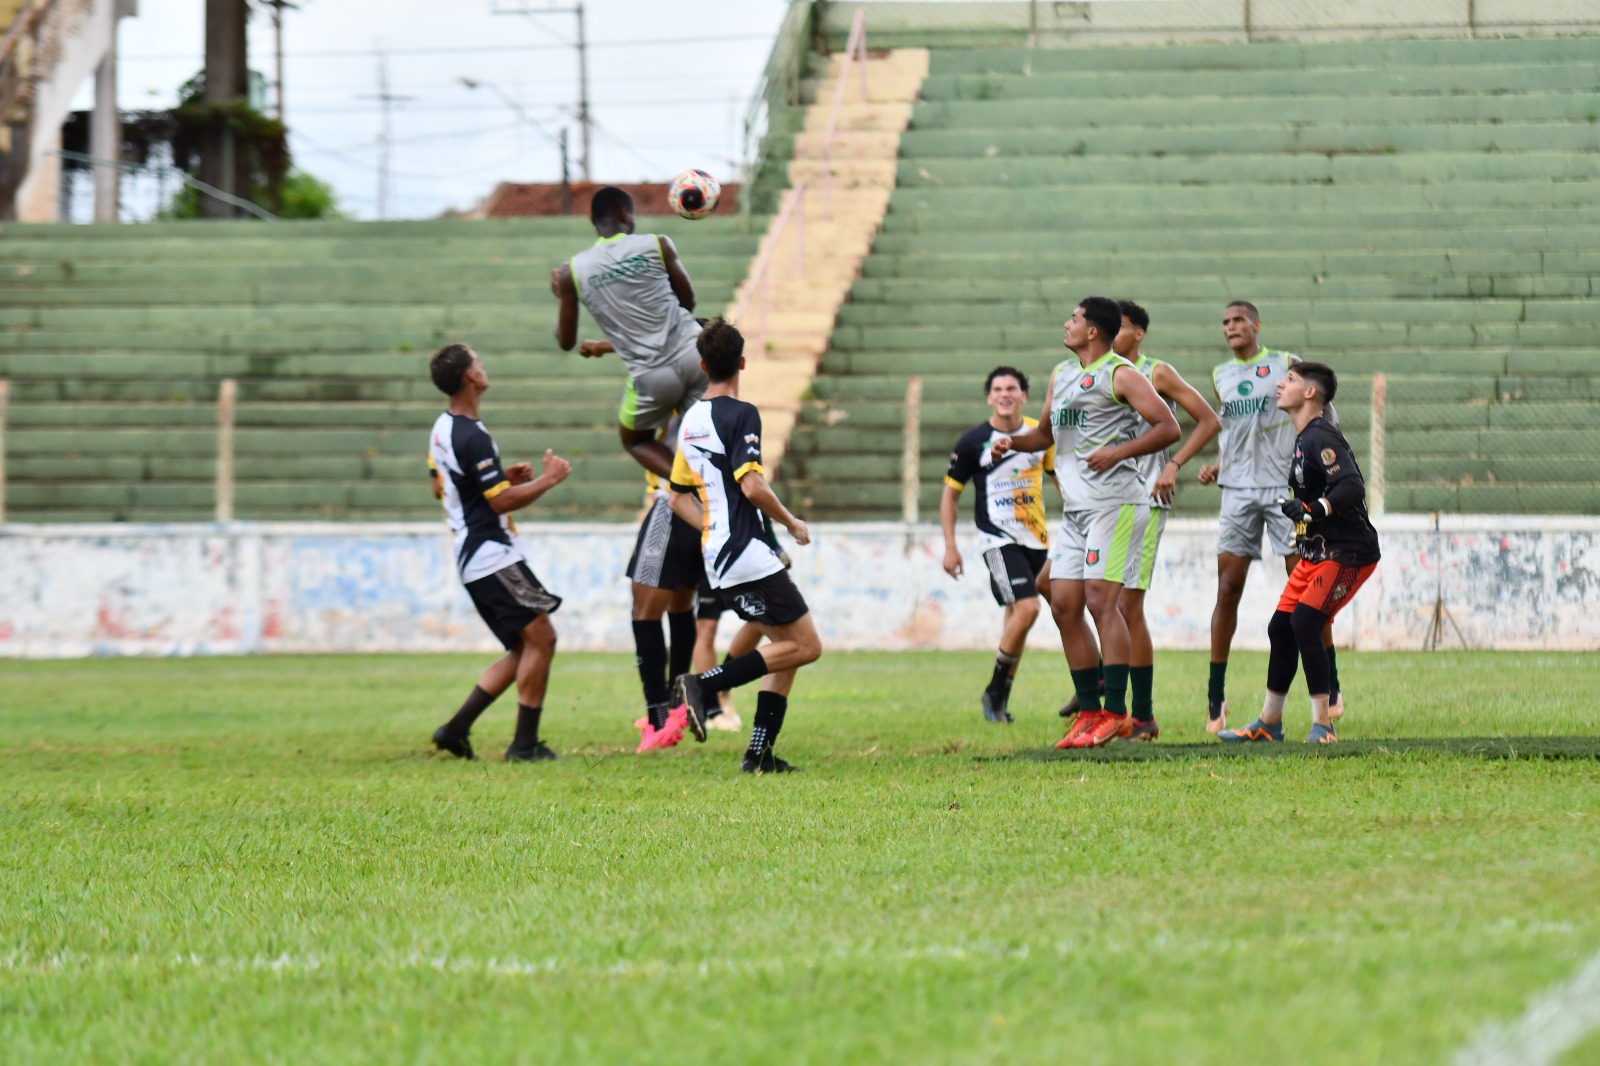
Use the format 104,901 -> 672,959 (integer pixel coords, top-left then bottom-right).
1197,301 -> 1342,733
992,297 -> 1179,749
1106,300 -> 1220,739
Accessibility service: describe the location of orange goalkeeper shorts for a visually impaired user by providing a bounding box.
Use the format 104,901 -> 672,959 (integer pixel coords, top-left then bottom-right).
1277,559 -> 1376,619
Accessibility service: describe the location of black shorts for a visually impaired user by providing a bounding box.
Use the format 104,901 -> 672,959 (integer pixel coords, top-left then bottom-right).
982,544 -> 1048,607
626,495 -> 704,590
465,561 -> 562,651
717,569 -> 809,628
695,574 -> 727,621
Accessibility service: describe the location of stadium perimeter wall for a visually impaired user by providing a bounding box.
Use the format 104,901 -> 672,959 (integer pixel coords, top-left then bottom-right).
1,517 -> 1596,658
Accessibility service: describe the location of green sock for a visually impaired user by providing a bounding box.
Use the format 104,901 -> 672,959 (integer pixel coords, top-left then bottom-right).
1069,667 -> 1102,711
1102,664 -> 1130,715
1326,645 -> 1340,699
1130,665 -> 1154,722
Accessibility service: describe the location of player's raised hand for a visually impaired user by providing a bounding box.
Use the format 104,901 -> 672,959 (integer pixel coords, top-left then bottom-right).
1197,464 -> 1219,486
541,449 -> 572,485
989,436 -> 1013,464
507,462 -> 533,485
942,546 -> 963,579
786,518 -> 811,547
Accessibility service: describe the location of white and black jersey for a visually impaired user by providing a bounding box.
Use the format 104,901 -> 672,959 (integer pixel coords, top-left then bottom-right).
669,395 -> 785,589
428,411 -> 523,583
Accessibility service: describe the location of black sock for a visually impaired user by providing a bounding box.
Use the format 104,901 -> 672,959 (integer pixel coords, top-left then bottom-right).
988,650 -> 1018,695
1102,663 -> 1130,715
1208,661 -> 1228,713
1326,645 -> 1341,700
632,620 -> 669,708
747,690 -> 788,756
512,704 -> 542,749
667,610 -> 696,680
1130,665 -> 1154,722
1069,667 -> 1102,712
445,685 -> 497,734
699,649 -> 769,695
1096,658 -> 1106,693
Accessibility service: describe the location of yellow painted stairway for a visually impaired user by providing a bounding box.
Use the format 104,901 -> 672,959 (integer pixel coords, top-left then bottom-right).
729,47 -> 928,473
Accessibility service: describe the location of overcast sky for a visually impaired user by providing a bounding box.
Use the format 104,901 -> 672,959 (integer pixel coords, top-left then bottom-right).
87,0 -> 794,219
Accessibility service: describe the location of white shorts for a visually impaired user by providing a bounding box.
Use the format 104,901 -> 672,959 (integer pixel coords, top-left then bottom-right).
1219,486 -> 1296,559
620,345 -> 708,433
1125,507 -> 1168,592
1047,503 -> 1151,585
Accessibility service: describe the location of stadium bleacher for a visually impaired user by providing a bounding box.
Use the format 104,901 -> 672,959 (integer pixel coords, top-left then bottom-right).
785,34 -> 1600,519
0,217 -> 759,521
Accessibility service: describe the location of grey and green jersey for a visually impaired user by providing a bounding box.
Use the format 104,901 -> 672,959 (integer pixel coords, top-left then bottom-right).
1048,352 -> 1147,511
1134,355 -> 1180,510
1212,348 -> 1299,489
570,233 -> 701,376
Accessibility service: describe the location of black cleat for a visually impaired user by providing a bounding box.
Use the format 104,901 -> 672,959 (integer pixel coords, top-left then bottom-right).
740,749 -> 799,774
432,724 -> 475,760
981,689 -> 1013,725
1058,694 -> 1079,718
505,741 -> 558,763
671,673 -> 709,743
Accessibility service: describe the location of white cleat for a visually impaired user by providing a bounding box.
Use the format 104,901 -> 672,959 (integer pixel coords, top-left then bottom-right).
1205,699 -> 1229,735
707,709 -> 743,732
1328,692 -> 1344,722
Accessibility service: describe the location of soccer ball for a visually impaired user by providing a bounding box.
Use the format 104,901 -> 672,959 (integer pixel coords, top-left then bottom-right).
668,169 -> 722,220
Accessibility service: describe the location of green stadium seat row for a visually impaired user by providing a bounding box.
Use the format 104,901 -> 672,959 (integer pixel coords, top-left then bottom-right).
0,283 -> 739,308
866,226 -> 1600,256
891,182 -> 1600,212
925,37 -> 1600,75
899,122 -> 1600,159
0,236 -> 761,263
835,298 -> 1551,329
917,64 -> 1600,102
0,259 -> 752,286
848,273 -> 1600,302
912,91 -> 1600,131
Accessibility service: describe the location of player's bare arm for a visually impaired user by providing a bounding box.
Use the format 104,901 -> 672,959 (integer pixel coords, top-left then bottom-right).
578,339 -> 614,358
1197,378 -> 1223,485
659,236 -> 696,312
739,471 -> 810,546
939,483 -> 964,579
668,485 -> 704,529
552,264 -> 581,351
1150,363 -> 1222,505
1082,366 -> 1181,472
992,380 -> 1054,462
487,449 -> 571,514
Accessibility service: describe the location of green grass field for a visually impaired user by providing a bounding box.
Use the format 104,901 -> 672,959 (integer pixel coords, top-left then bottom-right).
3,650 -> 1598,1064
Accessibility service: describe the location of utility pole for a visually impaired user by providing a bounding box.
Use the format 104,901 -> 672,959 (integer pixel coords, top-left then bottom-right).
360,47 -> 412,220
458,76 -> 571,208
261,0 -> 300,122
200,0 -> 249,219
490,1 -> 593,182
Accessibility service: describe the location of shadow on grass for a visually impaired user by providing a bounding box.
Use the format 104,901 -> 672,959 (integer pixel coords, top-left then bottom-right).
994,737 -> 1600,763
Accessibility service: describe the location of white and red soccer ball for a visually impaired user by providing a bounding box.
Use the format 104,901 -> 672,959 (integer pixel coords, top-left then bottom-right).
668,169 -> 722,220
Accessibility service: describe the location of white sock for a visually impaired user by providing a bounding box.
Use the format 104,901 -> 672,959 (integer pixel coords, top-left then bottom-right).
1310,695 -> 1331,727
1261,691 -> 1287,724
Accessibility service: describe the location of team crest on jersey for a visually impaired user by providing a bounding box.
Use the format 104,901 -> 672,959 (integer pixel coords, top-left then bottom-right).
1320,448 -> 1337,465
1255,365 -> 1272,377
1085,549 -> 1100,565
1236,381 -> 1253,396
1079,374 -> 1095,390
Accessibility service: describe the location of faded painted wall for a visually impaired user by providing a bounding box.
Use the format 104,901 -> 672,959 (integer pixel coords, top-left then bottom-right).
1,517 -> 1596,658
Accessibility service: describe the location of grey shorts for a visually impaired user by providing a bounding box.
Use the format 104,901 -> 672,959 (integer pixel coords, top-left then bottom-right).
619,347 -> 708,433
1046,503 -> 1151,585
1219,486 -> 1297,559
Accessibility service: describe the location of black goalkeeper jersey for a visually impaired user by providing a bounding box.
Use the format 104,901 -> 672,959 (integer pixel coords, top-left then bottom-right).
1290,414 -> 1381,566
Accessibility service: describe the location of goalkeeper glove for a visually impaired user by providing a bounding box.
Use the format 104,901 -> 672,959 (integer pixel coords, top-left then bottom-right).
1279,497 -> 1328,521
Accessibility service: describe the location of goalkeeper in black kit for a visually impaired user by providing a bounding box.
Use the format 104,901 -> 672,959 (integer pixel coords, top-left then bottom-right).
1220,362 -> 1380,745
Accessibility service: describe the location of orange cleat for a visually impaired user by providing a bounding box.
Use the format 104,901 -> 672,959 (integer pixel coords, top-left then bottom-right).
1067,711 -> 1127,748
1056,709 -> 1098,749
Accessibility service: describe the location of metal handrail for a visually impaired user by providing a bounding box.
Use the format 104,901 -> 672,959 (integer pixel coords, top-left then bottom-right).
819,7 -> 867,219
50,149 -> 281,221
728,178 -> 807,359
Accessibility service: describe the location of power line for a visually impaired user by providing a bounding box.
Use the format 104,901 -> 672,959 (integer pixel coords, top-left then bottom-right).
290,95 -> 743,116
120,31 -> 773,62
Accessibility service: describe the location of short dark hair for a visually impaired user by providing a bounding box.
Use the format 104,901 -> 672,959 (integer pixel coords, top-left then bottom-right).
590,186 -> 632,224
430,343 -> 475,395
1226,300 -> 1261,322
696,317 -> 744,381
1118,299 -> 1149,333
985,365 -> 1029,395
1078,296 -> 1122,343
1293,360 -> 1338,406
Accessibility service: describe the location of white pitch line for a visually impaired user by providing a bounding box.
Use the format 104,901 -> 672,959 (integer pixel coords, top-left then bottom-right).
1455,948 -> 1600,1066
